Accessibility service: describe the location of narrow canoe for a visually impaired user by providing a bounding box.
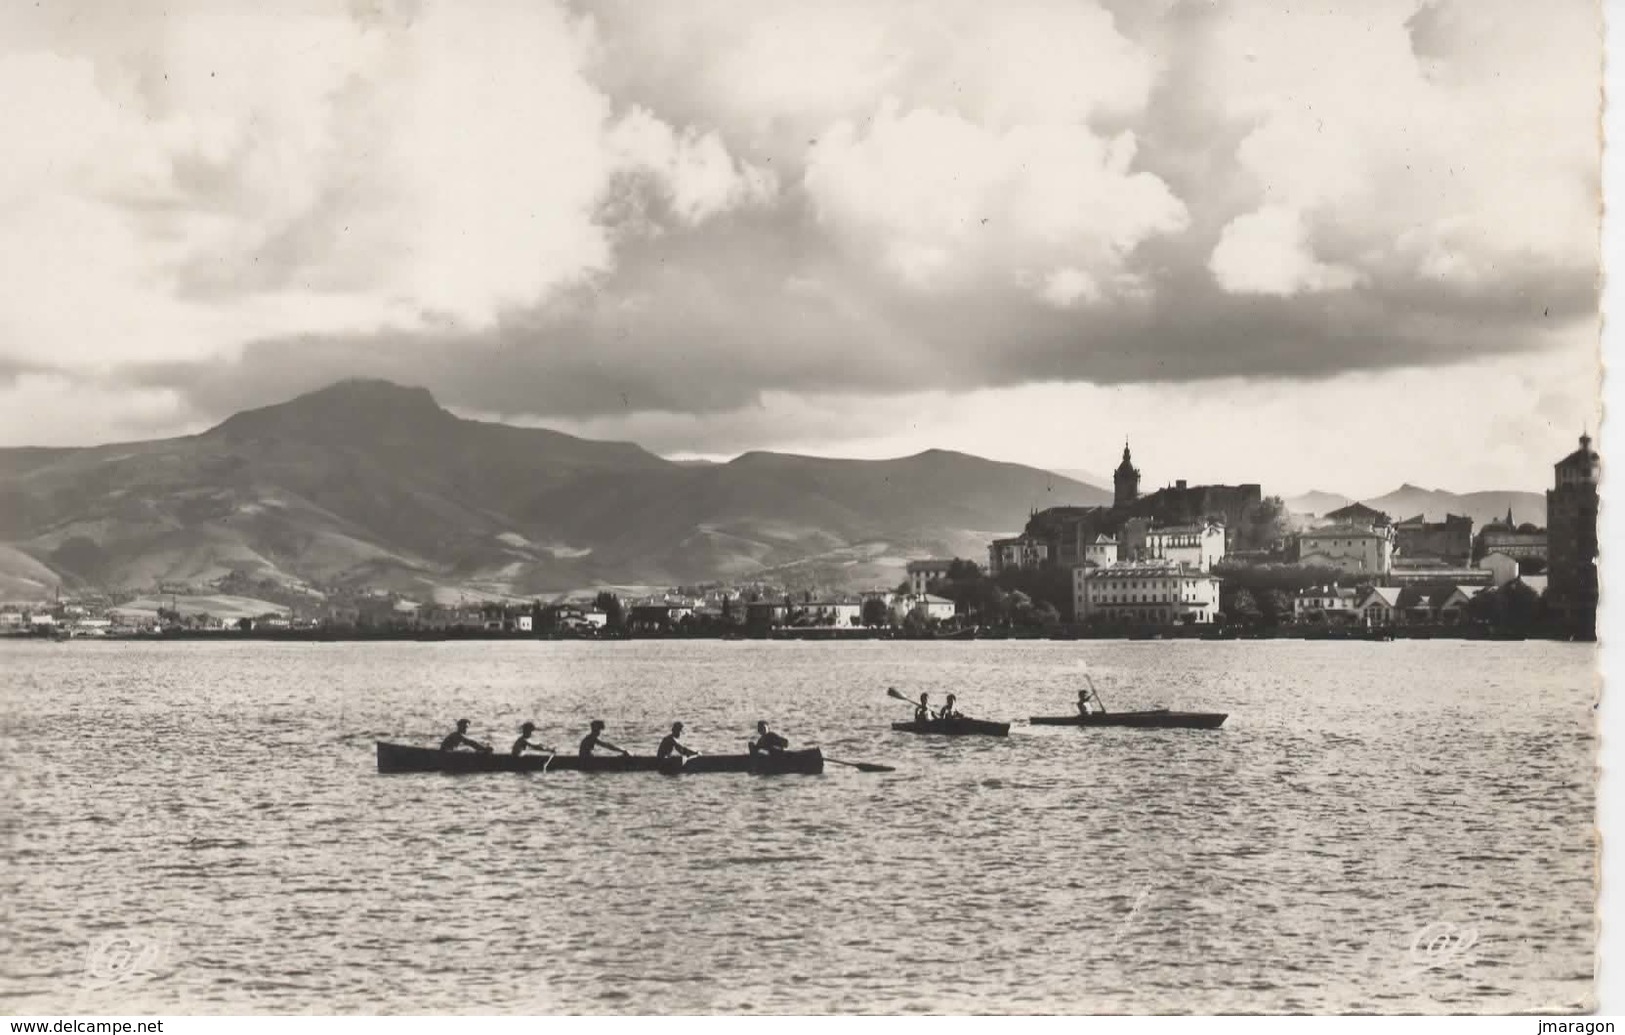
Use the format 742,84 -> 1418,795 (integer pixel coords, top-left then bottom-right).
890,717 -> 1011,737
1028,711 -> 1227,730
376,741 -> 824,774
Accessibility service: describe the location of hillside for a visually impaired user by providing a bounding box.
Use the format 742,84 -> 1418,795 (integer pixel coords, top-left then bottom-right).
1362,485 -> 1546,528
1286,484 -> 1545,528
0,380 -> 1103,598
1282,490 -> 1354,518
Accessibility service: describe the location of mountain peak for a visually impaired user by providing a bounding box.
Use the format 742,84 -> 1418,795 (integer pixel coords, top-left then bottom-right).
209,378 -> 450,440
297,378 -> 441,411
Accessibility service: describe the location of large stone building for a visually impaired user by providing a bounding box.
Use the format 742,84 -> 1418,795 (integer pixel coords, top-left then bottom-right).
1546,433 -> 1599,635
1022,505 -> 1110,568
1074,559 -> 1222,626
1297,522 -> 1395,575
1473,510 -> 1548,562
1394,513 -> 1473,565
986,536 -> 1049,576
905,559 -> 956,595
1144,521 -> 1227,572
1014,444 -> 1260,568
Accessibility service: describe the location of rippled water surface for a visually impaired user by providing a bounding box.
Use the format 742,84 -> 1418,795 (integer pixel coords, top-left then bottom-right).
2,639 -> 1597,1014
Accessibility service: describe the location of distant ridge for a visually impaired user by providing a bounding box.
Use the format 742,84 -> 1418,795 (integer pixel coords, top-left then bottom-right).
1287,485 -> 1544,528
0,380 -> 1106,599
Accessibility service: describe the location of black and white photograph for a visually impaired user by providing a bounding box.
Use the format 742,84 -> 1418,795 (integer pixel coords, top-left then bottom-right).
0,0 -> 1608,1021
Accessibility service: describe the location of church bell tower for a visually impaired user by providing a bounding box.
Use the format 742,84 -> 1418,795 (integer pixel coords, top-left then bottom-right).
1114,440 -> 1140,508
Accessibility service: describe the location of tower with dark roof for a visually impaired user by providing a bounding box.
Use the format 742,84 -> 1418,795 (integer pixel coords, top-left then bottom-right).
1114,441 -> 1141,508
1546,432 -> 1599,637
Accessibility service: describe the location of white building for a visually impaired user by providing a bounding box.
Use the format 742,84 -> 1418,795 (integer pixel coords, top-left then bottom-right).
892,593 -> 957,622
1084,534 -> 1117,568
1477,551 -> 1521,588
516,614 -> 534,632
1356,586 -> 1404,626
1297,522 -> 1395,575
809,600 -> 863,626
1293,586 -> 1358,621
1074,560 -> 1221,626
1143,521 -> 1226,572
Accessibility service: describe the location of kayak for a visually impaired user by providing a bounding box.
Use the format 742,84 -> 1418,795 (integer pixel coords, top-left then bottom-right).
890,717 -> 1011,737
1028,711 -> 1227,729
375,741 -> 825,774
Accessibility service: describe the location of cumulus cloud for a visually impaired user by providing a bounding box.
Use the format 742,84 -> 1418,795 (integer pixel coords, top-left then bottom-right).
805,102 -> 1188,297
0,0 -> 768,367
0,0 -> 1602,493
1210,206 -> 1362,296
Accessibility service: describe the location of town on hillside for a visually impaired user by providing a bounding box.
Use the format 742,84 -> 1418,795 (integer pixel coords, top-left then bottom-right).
1,435 -> 1600,643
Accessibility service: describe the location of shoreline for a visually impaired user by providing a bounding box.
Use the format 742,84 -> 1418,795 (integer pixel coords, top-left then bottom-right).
0,625 -> 1590,644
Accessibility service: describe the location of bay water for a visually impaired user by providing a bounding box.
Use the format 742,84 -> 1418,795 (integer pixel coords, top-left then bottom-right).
1,639 -> 1596,1013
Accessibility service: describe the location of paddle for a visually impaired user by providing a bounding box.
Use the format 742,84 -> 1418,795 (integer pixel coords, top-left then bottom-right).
886,686 -> 941,718
824,756 -> 897,773
1083,673 -> 1110,715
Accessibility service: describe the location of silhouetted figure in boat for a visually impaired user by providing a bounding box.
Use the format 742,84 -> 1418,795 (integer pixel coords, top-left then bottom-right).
579,719 -> 630,759
441,719 -> 491,753
657,721 -> 700,761
1078,689 -> 1103,716
750,720 -> 789,755
914,692 -> 932,723
939,694 -> 961,721
511,721 -> 552,756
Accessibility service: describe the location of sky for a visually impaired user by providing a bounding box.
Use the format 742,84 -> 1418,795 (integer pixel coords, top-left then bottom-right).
0,0 -> 1603,499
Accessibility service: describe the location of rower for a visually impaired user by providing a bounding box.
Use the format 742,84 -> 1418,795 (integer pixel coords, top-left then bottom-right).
1078,689 -> 1095,715
440,718 -> 491,753
750,720 -> 789,755
579,719 -> 630,759
511,721 -> 552,756
657,721 -> 700,761
914,692 -> 932,723
940,693 -> 960,721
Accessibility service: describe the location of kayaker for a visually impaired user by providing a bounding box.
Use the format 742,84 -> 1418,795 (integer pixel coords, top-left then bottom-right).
914,692 -> 932,723
511,721 -> 552,756
579,719 -> 630,759
751,720 -> 789,755
940,693 -> 960,720
440,718 -> 491,753
657,721 -> 700,761
1078,689 -> 1097,715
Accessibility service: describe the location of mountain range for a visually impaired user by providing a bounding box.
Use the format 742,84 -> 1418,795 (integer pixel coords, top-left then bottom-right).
0,379 -> 1551,602
1282,486 -> 1546,529
0,379 -> 1107,601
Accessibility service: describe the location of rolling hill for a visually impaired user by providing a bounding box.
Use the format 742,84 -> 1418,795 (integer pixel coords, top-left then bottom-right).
1286,485 -> 1545,528
0,379 -> 1104,599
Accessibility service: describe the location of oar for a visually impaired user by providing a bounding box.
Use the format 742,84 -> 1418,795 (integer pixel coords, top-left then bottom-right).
886,686 -> 940,717
1084,673 -> 1109,714
824,756 -> 897,773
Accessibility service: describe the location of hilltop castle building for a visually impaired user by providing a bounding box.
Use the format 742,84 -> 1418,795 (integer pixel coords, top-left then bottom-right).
1001,443 -> 1260,574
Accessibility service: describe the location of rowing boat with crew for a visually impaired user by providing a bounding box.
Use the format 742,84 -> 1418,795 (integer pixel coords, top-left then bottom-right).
377,740 -> 827,774
377,717 -> 891,775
